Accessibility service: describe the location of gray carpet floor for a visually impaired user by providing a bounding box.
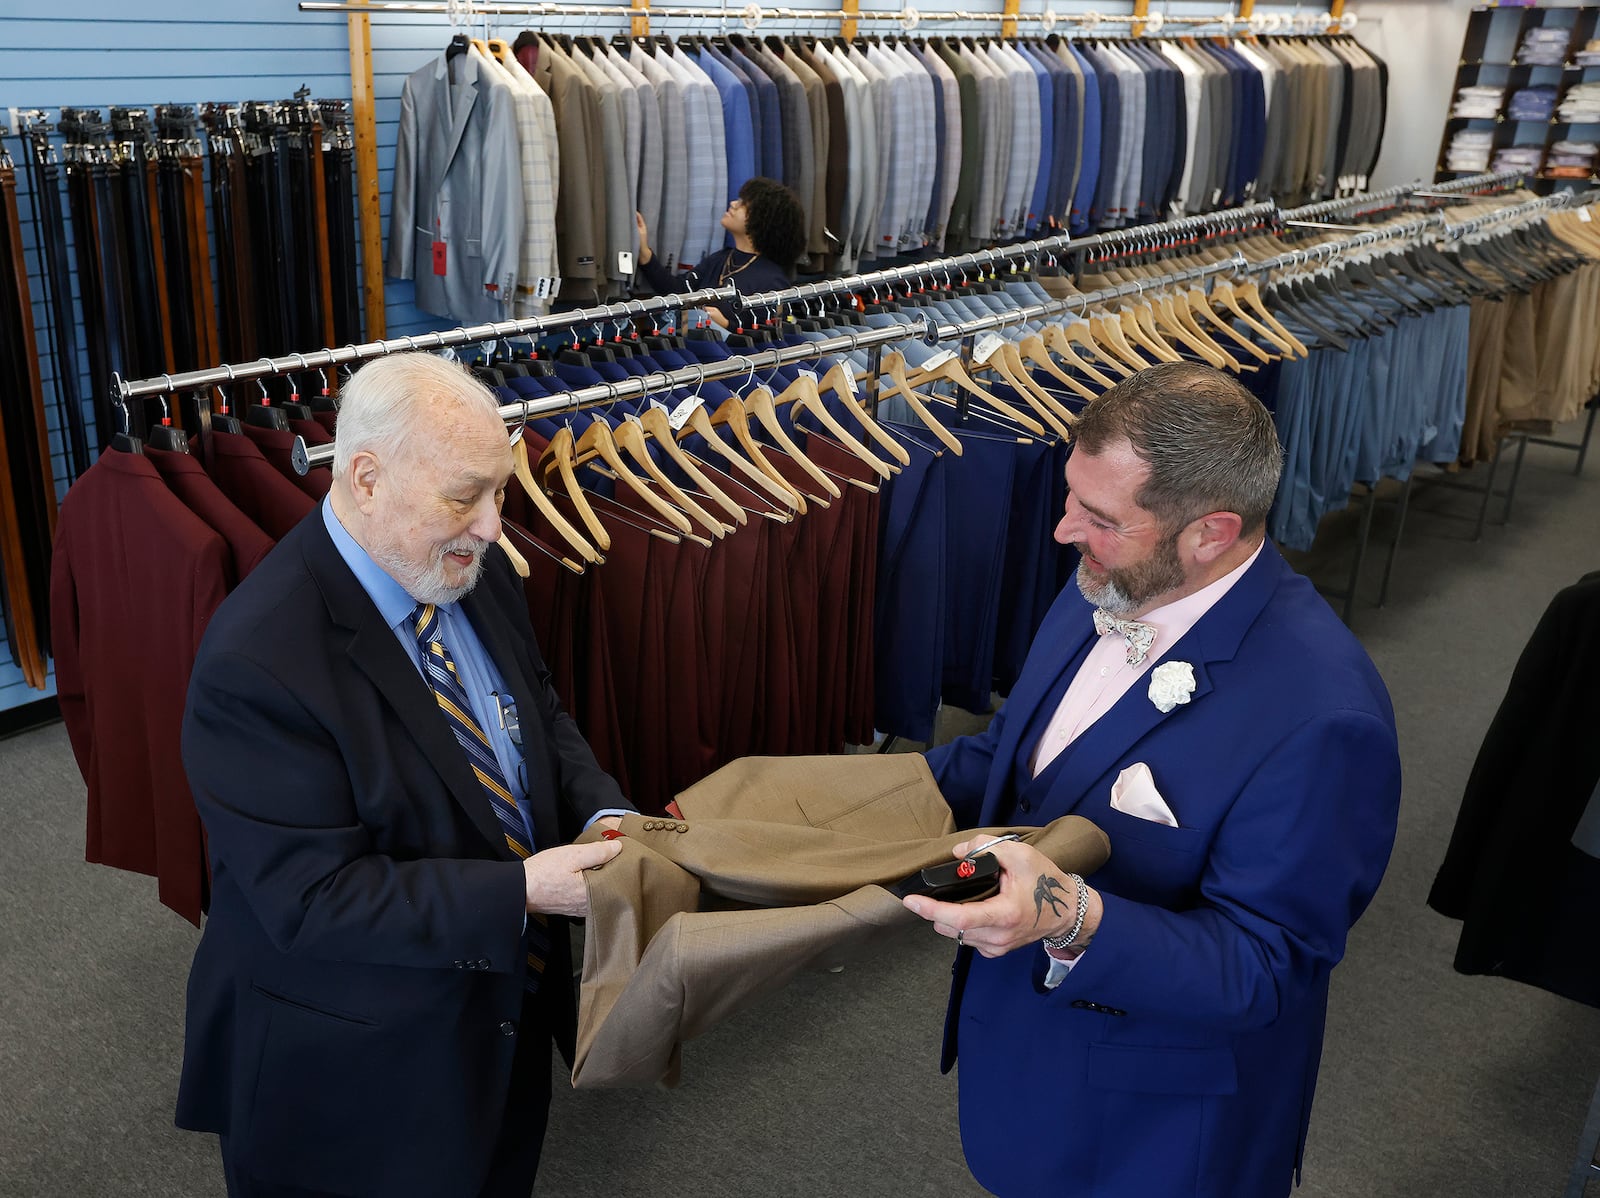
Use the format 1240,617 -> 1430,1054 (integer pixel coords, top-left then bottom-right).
3,424 -> 1598,1197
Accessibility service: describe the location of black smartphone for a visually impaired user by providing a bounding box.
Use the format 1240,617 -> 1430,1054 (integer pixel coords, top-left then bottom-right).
888,853 -> 1001,902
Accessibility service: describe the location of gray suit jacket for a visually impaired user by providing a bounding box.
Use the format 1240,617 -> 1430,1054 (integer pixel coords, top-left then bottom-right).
387,50 -> 524,324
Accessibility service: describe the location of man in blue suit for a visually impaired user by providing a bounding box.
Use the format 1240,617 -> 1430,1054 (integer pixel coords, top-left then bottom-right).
176,353 -> 630,1196
903,362 -> 1401,1198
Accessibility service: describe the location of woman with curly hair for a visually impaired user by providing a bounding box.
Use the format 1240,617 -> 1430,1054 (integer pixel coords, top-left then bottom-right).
635,176 -> 807,328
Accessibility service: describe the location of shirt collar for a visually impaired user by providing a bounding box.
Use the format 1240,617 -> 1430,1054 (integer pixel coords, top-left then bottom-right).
321,496 -> 439,635
1141,540 -> 1264,648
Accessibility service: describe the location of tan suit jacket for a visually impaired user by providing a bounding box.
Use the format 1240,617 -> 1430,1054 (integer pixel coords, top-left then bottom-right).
572,754 -> 1110,1089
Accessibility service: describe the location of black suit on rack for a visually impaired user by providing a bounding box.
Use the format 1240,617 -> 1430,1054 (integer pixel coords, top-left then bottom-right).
176,509 -> 626,1196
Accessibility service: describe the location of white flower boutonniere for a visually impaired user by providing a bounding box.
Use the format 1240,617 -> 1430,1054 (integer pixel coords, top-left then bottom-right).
1148,661 -> 1197,714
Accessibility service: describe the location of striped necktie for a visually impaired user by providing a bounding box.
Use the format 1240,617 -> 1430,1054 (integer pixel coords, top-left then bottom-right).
413,603 -> 550,992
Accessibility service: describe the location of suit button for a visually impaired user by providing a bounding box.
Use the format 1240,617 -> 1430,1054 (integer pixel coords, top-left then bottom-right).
453,960 -> 465,969
1019,799 -> 1032,813
1071,999 -> 1089,1009
675,823 -> 687,833
1109,1009 -> 1127,1017
644,820 -> 658,831
500,1021 -> 516,1036
477,959 -> 490,969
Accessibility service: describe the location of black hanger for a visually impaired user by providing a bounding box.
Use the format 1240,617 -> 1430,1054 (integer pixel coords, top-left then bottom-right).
474,365 -> 508,387
446,33 -> 471,60
244,400 -> 291,432
109,399 -> 144,454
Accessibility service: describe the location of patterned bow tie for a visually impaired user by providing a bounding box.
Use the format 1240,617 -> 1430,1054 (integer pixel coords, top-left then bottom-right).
1093,609 -> 1157,666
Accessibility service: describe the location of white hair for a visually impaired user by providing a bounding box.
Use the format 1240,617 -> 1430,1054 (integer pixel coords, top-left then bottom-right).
331,352 -> 503,477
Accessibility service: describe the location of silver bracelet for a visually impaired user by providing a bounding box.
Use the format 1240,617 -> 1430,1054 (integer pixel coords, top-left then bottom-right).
1040,873 -> 1089,951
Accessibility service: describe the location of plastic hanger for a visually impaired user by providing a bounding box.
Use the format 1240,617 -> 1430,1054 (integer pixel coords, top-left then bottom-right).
145,391 -> 190,453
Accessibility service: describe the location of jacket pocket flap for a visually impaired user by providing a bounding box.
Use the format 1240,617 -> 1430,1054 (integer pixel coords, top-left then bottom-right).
1086,1042 -> 1237,1096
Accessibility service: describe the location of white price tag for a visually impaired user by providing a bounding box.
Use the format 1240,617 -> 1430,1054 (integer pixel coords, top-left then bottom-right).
549,277 -> 562,298
799,369 -> 819,382
973,333 -> 1005,365
618,250 -> 634,275
844,369 -> 860,395
667,395 -> 704,432
1581,208 -> 1594,223
650,398 -> 670,415
921,349 -> 957,371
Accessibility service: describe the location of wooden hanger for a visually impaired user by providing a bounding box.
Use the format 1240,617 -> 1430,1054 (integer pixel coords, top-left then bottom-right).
1184,285 -> 1276,363
1211,281 -> 1304,359
907,347 -> 1047,435
611,414 -> 731,538
501,518 -> 587,576
987,340 -> 1076,435
495,534 -> 532,579
1089,313 -> 1155,371
1233,279 -> 1309,357
536,425 -> 612,551
816,361 -> 911,466
1017,332 -> 1099,402
773,371 -> 894,479
1043,322 -> 1119,389
744,386 -> 843,499
511,431 -> 604,563
676,397 -> 803,515
879,352 -> 963,454
572,416 -> 695,534
1156,289 -> 1239,370
1057,317 -> 1134,379
1121,305 -> 1183,363
635,405 -> 748,527
708,395 -> 813,510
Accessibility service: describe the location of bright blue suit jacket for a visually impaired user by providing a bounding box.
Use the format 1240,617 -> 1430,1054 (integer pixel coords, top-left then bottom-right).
926,542 -> 1400,1198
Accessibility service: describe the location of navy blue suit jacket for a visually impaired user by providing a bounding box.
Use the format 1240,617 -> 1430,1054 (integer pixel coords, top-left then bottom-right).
927,543 -> 1400,1198
176,509 -> 625,1194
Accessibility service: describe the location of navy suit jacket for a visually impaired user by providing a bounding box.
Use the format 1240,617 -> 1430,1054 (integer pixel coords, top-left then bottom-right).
176,509 -> 626,1194
927,543 -> 1400,1198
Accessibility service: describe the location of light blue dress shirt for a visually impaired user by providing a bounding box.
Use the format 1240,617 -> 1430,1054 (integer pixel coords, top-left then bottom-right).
321,499 -> 628,850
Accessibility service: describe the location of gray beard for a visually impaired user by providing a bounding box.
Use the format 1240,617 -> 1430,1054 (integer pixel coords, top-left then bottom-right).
375,540 -> 486,607
1075,561 -> 1139,616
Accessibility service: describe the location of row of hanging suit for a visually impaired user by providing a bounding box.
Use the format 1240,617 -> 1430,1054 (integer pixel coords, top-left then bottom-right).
63,194 -> 1586,922
387,29 -> 1388,321
1455,202 -> 1600,465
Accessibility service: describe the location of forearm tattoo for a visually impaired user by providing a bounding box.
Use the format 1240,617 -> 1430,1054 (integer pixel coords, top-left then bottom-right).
1033,874 -> 1070,927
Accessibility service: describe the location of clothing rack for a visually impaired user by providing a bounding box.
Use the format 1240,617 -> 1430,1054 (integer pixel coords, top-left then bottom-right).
114,195 -> 1286,404
293,247 -> 1254,472
111,286 -> 736,403
738,201 -> 1281,313
1280,169 -> 1527,224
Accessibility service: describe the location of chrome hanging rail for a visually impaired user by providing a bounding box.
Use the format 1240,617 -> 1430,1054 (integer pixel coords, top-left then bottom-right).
111,286 -> 735,403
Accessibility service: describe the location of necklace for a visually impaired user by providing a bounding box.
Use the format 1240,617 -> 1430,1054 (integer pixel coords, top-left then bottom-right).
717,249 -> 760,286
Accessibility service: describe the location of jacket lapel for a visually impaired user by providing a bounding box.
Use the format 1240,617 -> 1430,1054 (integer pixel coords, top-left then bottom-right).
1030,543 -> 1291,822
303,516 -> 513,858
439,50 -> 481,181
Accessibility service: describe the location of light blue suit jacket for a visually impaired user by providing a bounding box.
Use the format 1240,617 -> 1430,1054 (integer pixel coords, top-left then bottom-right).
927,542 -> 1400,1198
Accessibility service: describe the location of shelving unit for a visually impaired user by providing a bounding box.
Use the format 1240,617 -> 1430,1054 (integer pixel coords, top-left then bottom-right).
1435,5 -> 1600,193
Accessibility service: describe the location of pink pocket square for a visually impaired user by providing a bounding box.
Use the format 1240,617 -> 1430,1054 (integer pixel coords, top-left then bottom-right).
1109,763 -> 1180,828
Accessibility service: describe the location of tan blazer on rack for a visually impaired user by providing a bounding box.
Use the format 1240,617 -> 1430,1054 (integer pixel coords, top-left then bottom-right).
570,753 -> 1111,1089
